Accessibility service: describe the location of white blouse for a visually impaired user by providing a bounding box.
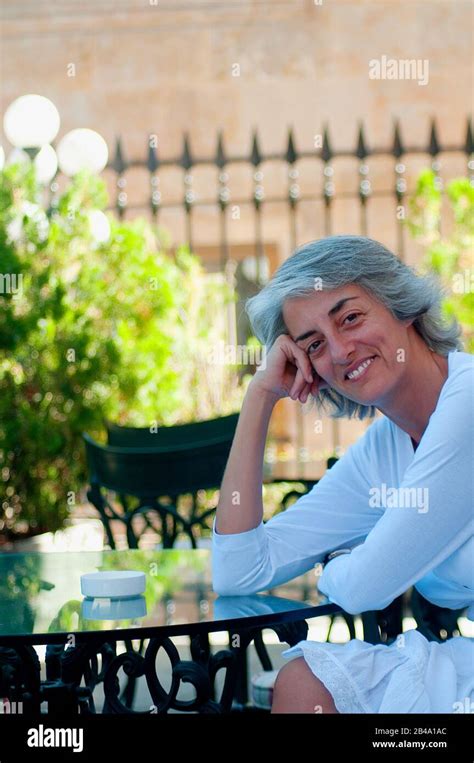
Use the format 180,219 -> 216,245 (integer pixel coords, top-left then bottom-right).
212,350 -> 474,621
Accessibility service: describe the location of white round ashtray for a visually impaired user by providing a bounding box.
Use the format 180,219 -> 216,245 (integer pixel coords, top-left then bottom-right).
251,669 -> 280,710
82,596 -> 147,621
80,571 -> 146,599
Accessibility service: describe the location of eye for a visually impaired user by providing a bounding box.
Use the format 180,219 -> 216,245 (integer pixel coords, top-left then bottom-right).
344,312 -> 359,324
307,339 -> 321,354
306,314 -> 360,354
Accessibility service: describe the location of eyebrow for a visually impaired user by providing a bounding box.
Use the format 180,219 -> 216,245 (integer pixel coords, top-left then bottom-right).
294,297 -> 360,343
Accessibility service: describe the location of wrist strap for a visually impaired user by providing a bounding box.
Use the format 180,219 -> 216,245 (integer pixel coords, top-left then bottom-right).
324,548 -> 352,564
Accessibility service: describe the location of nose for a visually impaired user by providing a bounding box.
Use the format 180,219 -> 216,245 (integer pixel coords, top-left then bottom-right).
326,334 -> 356,370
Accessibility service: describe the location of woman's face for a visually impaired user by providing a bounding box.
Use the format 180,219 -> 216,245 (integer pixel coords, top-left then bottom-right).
282,284 -> 413,406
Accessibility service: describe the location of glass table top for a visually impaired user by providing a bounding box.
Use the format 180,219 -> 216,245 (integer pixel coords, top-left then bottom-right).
0,549 -> 337,643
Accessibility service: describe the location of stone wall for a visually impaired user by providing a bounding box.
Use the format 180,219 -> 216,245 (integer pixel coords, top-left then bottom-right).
2,0 -> 471,466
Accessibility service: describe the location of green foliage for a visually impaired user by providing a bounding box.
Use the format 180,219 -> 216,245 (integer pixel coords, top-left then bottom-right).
0,163 -> 245,536
405,169 -> 474,352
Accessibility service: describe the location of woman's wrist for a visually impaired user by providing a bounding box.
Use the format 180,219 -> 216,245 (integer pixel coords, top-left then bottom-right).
323,548 -> 352,565
247,376 -> 282,407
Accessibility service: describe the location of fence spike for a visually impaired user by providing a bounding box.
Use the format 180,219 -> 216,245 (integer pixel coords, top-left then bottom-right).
181,134 -> 193,170
285,128 -> 298,164
321,124 -> 333,163
464,118 -> 474,156
216,131 -> 226,168
356,122 -> 369,159
250,129 -> 262,166
392,119 -> 404,158
428,119 -> 440,156
147,136 -> 159,173
112,136 -> 127,174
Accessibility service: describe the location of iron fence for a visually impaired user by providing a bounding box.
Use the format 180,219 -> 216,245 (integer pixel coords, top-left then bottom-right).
48,117 -> 473,461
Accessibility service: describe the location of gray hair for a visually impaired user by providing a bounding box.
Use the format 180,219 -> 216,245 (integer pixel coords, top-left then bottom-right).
245,235 -> 463,420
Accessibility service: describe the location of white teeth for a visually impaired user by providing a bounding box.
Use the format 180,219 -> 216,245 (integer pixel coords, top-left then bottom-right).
346,357 -> 375,380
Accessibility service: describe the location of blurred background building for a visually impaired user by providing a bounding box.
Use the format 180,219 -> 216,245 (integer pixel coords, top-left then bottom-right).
1,0 -> 472,472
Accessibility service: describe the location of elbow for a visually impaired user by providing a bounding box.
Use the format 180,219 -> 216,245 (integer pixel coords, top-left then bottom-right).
212,577 -> 238,597
331,593 -> 362,616
212,580 -> 253,597
338,589 -> 395,616
211,565 -> 270,597
320,560 -> 400,615
211,566 -> 248,597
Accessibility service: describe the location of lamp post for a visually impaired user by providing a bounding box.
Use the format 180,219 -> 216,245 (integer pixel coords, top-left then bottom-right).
0,95 -> 110,246
57,128 -> 108,176
3,95 -> 110,239
3,94 -> 60,160
3,96 -> 108,178
5,144 -> 58,185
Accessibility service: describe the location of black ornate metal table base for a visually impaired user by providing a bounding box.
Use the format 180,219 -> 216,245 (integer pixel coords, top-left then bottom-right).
0,620 -> 308,716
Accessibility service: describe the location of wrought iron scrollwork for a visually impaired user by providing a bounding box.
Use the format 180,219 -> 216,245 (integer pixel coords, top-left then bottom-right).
102,633 -> 238,714
0,645 -> 41,714
0,618 -> 314,715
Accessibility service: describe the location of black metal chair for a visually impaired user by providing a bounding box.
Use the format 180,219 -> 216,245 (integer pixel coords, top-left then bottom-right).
83,413 -> 239,549
83,415 -> 240,710
410,588 -> 467,642
105,413 -> 239,450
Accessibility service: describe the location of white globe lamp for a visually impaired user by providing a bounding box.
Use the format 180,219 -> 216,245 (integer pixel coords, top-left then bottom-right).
3,95 -> 60,155
57,128 -> 108,176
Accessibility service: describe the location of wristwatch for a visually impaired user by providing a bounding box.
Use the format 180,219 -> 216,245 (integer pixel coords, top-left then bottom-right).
323,548 -> 352,565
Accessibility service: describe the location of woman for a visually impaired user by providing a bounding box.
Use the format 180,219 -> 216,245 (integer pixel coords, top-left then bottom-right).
212,235 -> 473,714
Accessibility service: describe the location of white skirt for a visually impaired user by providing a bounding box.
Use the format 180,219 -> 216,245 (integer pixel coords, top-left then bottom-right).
281,629 -> 474,713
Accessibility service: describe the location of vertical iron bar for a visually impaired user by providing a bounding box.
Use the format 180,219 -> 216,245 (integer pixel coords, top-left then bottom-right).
181,134 -> 195,250
216,132 -> 234,347
356,122 -> 371,237
286,129 -> 305,464
147,135 -> 161,230
393,120 -> 407,263
465,118 -> 474,182
250,131 -> 264,286
216,131 -> 230,272
321,125 -> 341,457
428,119 -> 443,238
113,136 -> 128,221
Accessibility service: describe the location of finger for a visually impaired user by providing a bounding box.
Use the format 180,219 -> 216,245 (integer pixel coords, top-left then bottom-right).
289,367 -> 306,399
289,367 -> 303,398
283,338 -> 313,384
294,351 -> 314,384
298,381 -> 312,403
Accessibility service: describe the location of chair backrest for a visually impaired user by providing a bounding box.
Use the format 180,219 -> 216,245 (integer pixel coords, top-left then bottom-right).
83,428 -> 236,497
105,412 -> 239,449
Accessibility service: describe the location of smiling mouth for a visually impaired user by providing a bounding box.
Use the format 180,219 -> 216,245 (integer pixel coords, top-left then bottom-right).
344,356 -> 377,382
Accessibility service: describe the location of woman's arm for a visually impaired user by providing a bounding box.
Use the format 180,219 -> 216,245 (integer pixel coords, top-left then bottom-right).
318,362 -> 474,615
215,334 -> 317,535
212,414 -> 386,597
214,381 -> 278,535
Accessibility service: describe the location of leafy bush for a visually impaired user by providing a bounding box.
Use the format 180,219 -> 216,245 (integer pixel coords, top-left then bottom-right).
0,164 -> 245,537
405,169 -> 474,352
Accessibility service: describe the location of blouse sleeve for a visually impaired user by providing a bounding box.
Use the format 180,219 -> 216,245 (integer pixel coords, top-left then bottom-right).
211,417 -> 387,596
317,361 -> 474,615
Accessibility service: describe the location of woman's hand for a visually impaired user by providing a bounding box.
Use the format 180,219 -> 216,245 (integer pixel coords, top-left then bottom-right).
250,334 -> 328,403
